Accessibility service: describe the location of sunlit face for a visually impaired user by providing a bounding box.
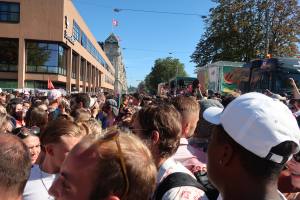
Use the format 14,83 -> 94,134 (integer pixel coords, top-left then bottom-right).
23,135 -> 41,165
48,135 -> 83,173
49,143 -> 98,200
97,96 -> 106,109
23,103 -> 30,111
15,103 -> 23,113
287,158 -> 300,188
0,121 -> 13,133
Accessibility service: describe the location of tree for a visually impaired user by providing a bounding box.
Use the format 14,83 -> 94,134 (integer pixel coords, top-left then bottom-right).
144,57 -> 187,94
191,0 -> 300,68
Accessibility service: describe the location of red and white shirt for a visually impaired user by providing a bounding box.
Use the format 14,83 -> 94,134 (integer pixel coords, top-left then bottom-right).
156,157 -> 207,200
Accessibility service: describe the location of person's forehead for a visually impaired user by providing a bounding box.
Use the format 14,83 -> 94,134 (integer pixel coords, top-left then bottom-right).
23,135 -> 40,145
64,144 -> 98,173
16,104 -> 23,109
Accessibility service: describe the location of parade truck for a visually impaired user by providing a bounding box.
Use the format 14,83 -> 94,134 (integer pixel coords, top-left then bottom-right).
245,57 -> 300,94
197,57 -> 300,94
197,61 -> 247,94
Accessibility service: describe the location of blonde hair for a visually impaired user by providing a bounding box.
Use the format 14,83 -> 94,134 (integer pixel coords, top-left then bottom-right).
40,119 -> 88,145
82,118 -> 102,135
79,130 -> 157,200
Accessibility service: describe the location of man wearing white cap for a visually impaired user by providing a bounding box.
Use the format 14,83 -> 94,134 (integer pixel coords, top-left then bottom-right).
47,89 -> 62,120
203,92 -> 300,200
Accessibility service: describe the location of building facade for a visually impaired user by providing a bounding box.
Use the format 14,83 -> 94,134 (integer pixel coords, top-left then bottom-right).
103,33 -> 128,94
0,0 -> 115,92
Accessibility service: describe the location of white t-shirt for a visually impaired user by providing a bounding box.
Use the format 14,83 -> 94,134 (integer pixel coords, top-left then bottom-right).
23,165 -> 56,200
157,157 -> 207,200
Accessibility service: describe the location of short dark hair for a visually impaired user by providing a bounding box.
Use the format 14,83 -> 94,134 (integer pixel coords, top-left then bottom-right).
132,93 -> 143,101
0,134 -> 31,194
73,93 -> 90,109
214,125 -> 296,180
25,107 -> 48,130
137,104 -> 182,158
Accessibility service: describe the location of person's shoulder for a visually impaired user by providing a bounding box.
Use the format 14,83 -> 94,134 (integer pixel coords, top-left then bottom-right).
27,165 -> 41,180
162,186 -> 206,200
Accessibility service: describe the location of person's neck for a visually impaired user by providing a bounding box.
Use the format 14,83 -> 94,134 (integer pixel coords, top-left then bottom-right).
50,102 -> 58,109
156,157 -> 167,169
221,178 -> 281,200
40,155 -> 58,174
0,189 -> 21,200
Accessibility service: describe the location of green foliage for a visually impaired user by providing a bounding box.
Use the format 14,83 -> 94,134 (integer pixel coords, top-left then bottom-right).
144,57 -> 188,94
191,0 -> 300,68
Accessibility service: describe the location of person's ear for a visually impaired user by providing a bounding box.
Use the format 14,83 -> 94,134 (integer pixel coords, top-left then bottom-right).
79,102 -> 83,108
104,196 -> 120,200
45,144 -> 55,156
151,130 -> 160,144
182,122 -> 190,137
219,143 -> 234,167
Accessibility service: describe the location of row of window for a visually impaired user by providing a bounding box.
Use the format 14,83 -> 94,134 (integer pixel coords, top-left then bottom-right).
72,21 -> 114,76
25,41 -> 67,76
0,2 -> 20,23
71,53 -> 101,85
0,38 -> 112,86
0,38 -> 18,71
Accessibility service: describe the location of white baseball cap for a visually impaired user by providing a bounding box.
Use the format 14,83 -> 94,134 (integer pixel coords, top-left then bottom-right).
47,89 -> 62,101
203,92 -> 300,164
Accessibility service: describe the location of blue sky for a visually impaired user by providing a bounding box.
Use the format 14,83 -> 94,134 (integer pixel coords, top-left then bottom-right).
73,0 -> 215,87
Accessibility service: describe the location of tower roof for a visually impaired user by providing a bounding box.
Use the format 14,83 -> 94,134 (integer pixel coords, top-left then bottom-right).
105,33 -> 119,45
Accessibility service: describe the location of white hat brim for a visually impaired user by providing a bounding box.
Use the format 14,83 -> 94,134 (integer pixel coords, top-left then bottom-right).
203,107 -> 223,125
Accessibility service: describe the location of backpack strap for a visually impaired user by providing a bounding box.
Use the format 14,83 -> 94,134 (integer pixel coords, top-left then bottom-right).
154,172 -> 205,200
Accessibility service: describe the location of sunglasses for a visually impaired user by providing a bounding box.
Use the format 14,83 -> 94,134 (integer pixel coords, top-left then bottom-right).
293,153 -> 300,162
95,130 -> 129,199
16,126 -> 40,139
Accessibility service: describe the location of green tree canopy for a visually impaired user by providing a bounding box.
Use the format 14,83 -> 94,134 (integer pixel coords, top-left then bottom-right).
145,57 -> 187,94
191,0 -> 300,68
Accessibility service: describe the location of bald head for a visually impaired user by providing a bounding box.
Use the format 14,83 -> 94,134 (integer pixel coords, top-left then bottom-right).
0,134 -> 31,197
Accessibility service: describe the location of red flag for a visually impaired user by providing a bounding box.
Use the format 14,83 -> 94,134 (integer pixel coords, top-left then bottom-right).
48,78 -> 55,90
112,19 -> 118,27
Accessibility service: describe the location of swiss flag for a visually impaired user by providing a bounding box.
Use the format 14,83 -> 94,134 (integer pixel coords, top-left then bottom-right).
47,78 -> 55,90
112,19 -> 118,27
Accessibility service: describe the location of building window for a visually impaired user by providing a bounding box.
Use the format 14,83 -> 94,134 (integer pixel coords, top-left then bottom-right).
72,53 -> 78,79
81,33 -> 87,48
80,59 -> 85,81
72,20 -> 109,69
26,41 -> 67,75
73,21 -> 81,42
0,79 -> 17,88
0,2 -> 20,23
87,63 -> 91,80
0,38 -> 18,72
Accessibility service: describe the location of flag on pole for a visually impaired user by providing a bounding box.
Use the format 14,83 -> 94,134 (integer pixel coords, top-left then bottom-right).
47,78 -> 55,90
112,19 -> 119,27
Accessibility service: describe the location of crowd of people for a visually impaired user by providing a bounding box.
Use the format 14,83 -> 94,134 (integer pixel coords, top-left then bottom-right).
1,78 -> 300,200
